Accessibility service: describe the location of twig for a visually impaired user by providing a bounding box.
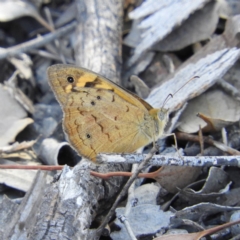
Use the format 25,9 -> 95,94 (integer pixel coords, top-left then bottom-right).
3,153 -> 240,171
29,49 -> 75,63
44,7 -> 66,63
198,126 -> 204,155
0,21 -> 77,60
0,165 -> 63,171
90,168 -> 175,179
124,163 -> 139,216
217,78 -> 240,101
118,215 -> 137,240
93,146 -> 158,238
96,153 -> 240,167
2,151 -> 240,172
176,132 -> 240,155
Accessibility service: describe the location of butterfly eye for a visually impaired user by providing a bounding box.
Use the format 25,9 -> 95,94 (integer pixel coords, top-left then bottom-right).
158,111 -> 165,120
86,133 -> 91,139
91,101 -> 96,106
97,96 -> 101,100
67,76 -> 74,83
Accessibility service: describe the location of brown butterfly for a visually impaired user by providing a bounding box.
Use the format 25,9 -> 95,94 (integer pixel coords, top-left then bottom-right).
47,64 -> 168,161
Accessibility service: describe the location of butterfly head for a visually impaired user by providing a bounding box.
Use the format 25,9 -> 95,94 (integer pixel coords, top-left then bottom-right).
158,107 -> 169,123
149,108 -> 169,139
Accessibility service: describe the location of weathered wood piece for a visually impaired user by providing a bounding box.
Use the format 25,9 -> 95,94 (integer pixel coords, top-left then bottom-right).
0,196 -> 19,239
3,171 -> 49,239
127,0 -> 211,65
74,0 -> 123,84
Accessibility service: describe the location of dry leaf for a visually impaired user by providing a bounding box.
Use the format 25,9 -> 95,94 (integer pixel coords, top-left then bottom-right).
179,175 -> 231,205
0,159 -> 37,192
0,118 -> 33,147
154,1 -> 220,52
154,219 -> 240,240
0,140 -> 36,153
0,159 -> 52,192
178,89 -> 240,133
130,75 -> 150,98
5,70 -> 35,114
8,54 -> 33,80
196,167 -> 229,194
0,85 -> 33,147
153,166 -> 201,194
173,202 -> 240,222
0,168 -> 37,192
197,112 -> 236,132
0,0 -> 53,31
127,0 -> 211,64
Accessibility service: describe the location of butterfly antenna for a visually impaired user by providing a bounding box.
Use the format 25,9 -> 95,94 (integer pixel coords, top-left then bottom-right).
161,94 -> 173,109
161,76 -> 199,109
172,76 -> 199,96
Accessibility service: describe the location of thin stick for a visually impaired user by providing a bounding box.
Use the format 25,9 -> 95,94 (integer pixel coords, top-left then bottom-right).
118,215 -> 137,240
2,150 -> 240,172
97,153 -> 240,166
0,165 -> 63,171
0,21 -> 77,60
90,168 -> 174,179
176,132 -> 240,155
198,126 -> 204,155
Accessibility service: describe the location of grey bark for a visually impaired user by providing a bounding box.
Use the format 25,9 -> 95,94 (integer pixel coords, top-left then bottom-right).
74,0 -> 122,84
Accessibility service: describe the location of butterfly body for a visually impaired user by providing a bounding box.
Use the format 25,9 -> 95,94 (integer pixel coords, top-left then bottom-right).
48,64 -> 168,161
